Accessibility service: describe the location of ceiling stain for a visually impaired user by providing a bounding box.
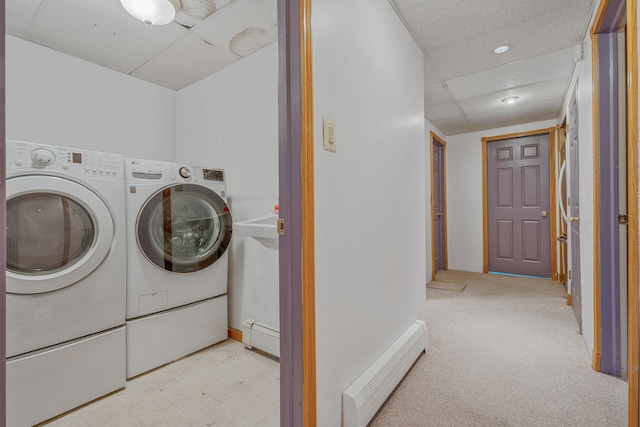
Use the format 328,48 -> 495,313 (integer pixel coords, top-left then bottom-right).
181,0 -> 217,21
229,26 -> 277,57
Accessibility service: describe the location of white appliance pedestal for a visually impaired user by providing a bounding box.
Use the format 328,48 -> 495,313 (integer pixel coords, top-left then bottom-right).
126,295 -> 228,379
7,326 -> 126,427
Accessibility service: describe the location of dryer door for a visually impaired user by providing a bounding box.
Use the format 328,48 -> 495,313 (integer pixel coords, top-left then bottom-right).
136,183 -> 232,273
6,176 -> 114,294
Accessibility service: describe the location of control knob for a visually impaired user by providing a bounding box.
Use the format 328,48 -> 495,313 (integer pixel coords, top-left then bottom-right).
179,167 -> 191,179
31,148 -> 56,166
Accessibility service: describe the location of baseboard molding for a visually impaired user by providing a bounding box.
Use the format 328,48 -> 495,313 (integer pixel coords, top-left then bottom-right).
228,328 -> 243,342
566,294 -> 572,306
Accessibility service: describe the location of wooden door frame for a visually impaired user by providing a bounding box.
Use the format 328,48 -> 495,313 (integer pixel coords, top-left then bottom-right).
430,131 -> 448,280
591,0 -> 639,423
628,1 -> 640,422
277,0 -> 316,425
481,128 -> 558,280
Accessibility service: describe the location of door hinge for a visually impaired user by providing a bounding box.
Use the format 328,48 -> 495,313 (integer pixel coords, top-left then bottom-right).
568,270 -> 572,280
277,218 -> 285,235
619,214 -> 629,225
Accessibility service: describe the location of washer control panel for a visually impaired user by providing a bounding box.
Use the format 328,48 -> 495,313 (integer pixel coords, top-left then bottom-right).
126,158 -> 228,199
7,140 -> 123,179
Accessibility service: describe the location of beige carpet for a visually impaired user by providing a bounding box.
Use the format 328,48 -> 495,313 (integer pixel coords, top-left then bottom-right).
370,270 -> 628,427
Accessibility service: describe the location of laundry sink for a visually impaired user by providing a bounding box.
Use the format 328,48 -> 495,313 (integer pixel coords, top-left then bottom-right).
233,212 -> 279,249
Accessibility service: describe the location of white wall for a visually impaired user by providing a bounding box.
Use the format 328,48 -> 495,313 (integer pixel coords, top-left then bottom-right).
446,119 -> 558,273
312,1 -> 427,424
176,43 -> 278,199
6,35 -> 176,159
176,43 -> 279,332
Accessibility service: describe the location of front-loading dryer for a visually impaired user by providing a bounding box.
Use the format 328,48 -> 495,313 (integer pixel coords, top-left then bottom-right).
124,158 -> 232,378
5,140 -> 126,426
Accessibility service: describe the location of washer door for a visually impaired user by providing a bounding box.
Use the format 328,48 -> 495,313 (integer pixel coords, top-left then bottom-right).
6,176 -> 114,294
136,183 -> 232,273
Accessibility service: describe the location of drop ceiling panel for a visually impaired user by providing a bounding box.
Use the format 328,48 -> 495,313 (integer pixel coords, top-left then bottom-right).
131,35 -> 240,90
395,0 -> 588,50
23,0 -> 189,74
424,60 -> 442,85
425,102 -> 465,121
467,97 -> 563,129
459,77 -> 570,116
424,82 -> 455,107
425,4 -> 590,80
194,0 -> 277,57
174,0 -> 234,28
6,0 -> 42,37
446,47 -> 576,100
429,116 -> 475,135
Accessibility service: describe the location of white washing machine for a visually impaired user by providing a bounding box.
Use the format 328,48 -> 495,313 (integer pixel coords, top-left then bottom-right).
125,158 -> 231,378
5,140 -> 126,426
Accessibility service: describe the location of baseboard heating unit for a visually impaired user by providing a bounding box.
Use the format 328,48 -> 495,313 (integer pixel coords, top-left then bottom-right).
343,319 -> 427,427
242,318 -> 280,358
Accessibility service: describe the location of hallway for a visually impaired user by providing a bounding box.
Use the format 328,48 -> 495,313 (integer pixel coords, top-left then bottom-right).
370,271 -> 627,427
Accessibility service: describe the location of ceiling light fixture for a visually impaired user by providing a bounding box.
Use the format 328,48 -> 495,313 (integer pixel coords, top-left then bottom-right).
501,96 -> 519,104
494,45 -> 510,54
120,0 -> 181,25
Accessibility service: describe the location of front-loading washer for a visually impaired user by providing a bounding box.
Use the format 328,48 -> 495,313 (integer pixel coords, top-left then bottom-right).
124,158 -> 232,378
5,140 -> 126,426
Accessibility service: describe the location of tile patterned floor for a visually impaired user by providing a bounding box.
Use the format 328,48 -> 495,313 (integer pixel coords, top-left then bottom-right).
41,340 -> 280,427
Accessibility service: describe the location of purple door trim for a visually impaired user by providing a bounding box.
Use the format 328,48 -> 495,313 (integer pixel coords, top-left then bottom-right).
1,0 -> 6,419
277,1 -> 304,425
596,30 -> 623,376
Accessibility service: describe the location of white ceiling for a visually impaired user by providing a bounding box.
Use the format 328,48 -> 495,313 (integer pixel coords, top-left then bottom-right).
6,0 -> 596,135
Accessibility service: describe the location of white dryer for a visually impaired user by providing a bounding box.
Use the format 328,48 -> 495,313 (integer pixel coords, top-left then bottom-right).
125,158 -> 231,378
5,140 -> 126,426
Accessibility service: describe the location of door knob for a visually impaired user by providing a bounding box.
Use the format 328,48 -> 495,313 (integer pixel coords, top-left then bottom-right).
436,212 -> 444,216
541,210 -> 548,218
568,215 -> 580,223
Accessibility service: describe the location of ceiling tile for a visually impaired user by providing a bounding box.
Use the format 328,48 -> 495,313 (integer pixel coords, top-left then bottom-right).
194,0 -> 277,57
425,3 -> 591,80
397,0 -> 590,50
424,59 -> 442,85
6,0 -> 42,37
131,35 -> 240,90
425,101 -> 464,121
23,0 -> 189,74
430,116 -> 476,136
466,97 -> 563,130
424,81 -> 454,107
446,47 -> 575,100
174,0 -> 234,28
459,77 -> 570,116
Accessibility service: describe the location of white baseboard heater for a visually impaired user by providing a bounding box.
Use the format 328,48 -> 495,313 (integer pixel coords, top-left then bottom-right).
242,318 -> 280,358
343,320 -> 428,427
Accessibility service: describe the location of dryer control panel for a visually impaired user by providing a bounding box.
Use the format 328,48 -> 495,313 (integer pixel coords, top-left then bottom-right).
7,140 -> 124,180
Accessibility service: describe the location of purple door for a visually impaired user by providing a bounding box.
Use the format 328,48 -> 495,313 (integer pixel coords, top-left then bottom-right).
568,92 -> 582,331
487,134 -> 551,277
432,138 -> 446,274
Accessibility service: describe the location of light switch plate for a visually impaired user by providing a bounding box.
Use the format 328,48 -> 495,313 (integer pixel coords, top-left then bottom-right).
323,119 -> 336,153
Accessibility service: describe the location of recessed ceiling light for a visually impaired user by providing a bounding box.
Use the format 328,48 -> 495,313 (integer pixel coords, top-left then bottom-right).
494,45 -> 510,54
501,96 -> 519,104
